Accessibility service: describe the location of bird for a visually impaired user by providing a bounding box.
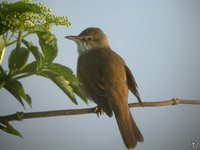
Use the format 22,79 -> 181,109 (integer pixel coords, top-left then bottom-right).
65,27 -> 143,149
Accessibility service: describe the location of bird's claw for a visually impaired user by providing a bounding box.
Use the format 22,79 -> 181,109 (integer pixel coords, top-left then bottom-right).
172,98 -> 179,105
94,106 -> 104,117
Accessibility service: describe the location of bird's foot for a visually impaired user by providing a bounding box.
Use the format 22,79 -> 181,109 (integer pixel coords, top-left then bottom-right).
94,106 -> 104,117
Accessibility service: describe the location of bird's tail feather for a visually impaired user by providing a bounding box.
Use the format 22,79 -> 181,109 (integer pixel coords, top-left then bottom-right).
115,110 -> 143,149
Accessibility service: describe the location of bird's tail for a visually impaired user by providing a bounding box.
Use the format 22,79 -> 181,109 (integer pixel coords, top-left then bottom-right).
114,110 -> 143,149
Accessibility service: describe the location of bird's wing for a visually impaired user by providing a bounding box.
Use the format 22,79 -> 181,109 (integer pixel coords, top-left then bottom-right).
77,51 -> 113,117
125,66 -> 142,105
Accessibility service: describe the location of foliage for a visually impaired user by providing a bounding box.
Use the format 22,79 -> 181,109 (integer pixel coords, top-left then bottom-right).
0,0 -> 87,137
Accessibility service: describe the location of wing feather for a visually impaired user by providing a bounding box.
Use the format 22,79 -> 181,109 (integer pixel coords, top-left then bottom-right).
125,66 -> 142,105
77,50 -> 113,116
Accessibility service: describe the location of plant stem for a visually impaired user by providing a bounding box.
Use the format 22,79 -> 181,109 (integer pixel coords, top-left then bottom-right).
6,32 -> 30,47
0,65 -> 4,74
23,32 -> 30,38
7,32 -> 15,43
16,31 -> 23,51
12,73 -> 35,80
6,40 -> 17,47
2,32 -> 8,41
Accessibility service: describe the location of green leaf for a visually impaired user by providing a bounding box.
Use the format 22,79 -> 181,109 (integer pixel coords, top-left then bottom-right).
8,47 -> 30,73
71,83 -> 88,104
47,63 -> 88,103
0,65 -> 6,89
47,63 -> 77,81
40,69 -> 77,104
0,78 -> 6,89
37,31 -> 58,63
0,38 -> 6,64
4,1 -> 41,14
22,39 -> 44,69
17,61 -> 37,74
4,80 -> 32,108
25,94 -> 32,108
0,121 -> 23,138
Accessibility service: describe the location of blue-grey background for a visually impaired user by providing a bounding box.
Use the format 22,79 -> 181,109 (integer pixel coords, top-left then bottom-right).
0,0 -> 200,150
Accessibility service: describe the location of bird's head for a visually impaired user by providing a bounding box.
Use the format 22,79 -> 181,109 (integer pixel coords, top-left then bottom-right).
65,27 -> 109,55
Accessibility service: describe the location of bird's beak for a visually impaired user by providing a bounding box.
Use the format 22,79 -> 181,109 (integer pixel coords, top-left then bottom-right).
65,35 -> 79,42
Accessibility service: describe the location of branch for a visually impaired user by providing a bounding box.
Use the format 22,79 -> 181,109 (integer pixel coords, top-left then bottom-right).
0,99 -> 200,122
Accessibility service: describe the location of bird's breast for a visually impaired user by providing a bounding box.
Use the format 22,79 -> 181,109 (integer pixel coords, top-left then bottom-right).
77,48 -> 129,110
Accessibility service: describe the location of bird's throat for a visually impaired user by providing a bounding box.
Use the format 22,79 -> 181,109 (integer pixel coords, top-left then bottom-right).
77,43 -> 93,56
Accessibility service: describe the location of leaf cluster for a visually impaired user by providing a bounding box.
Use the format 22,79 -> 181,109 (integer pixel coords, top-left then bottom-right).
0,0 -> 87,137
0,0 -> 71,34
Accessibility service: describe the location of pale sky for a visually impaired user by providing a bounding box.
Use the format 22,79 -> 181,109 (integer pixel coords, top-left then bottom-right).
1,0 -> 200,150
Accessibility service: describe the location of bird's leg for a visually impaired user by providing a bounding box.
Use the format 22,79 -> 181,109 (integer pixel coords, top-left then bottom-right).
94,106 -> 104,117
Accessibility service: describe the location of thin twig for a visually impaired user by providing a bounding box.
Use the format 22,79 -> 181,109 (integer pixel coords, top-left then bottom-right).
0,99 -> 200,122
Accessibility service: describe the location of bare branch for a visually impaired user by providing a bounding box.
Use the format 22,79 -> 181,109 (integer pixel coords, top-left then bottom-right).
0,99 -> 200,122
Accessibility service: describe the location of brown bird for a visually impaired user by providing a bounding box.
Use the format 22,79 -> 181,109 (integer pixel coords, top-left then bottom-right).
65,27 -> 143,149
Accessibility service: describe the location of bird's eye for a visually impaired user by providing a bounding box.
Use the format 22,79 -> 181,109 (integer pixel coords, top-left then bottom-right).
87,37 -> 92,41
